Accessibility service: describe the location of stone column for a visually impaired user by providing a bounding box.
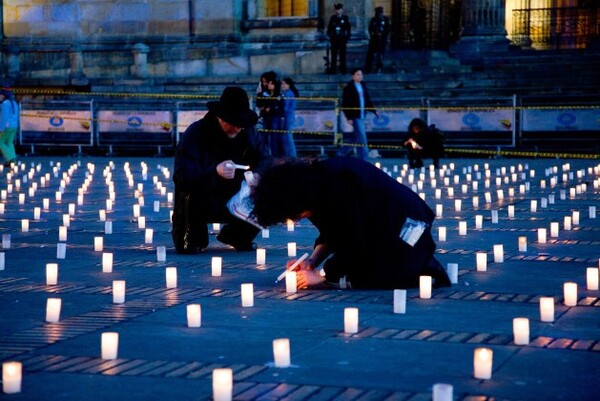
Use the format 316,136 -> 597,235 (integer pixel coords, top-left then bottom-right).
131,43 -> 150,78
451,0 -> 510,58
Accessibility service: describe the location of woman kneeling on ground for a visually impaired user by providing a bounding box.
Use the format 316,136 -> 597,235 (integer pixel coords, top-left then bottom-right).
251,157 -> 451,289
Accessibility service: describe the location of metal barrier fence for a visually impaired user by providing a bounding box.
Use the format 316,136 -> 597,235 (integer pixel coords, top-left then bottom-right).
16,93 -> 600,157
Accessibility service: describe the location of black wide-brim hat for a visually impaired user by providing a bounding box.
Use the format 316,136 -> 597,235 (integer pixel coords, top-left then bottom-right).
207,86 -> 258,129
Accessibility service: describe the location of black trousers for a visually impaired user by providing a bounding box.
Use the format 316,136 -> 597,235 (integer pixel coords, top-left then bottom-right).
330,39 -> 347,73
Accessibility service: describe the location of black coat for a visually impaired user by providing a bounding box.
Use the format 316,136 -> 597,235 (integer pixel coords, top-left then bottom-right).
308,158 -> 436,289
341,80 -> 375,121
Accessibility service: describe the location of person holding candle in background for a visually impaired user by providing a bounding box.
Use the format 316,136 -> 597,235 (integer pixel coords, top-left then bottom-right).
403,118 -> 445,169
172,87 -> 272,253
251,157 -> 451,289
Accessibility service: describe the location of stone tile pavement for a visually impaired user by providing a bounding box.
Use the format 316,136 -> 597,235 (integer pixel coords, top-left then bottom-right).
0,156 -> 599,400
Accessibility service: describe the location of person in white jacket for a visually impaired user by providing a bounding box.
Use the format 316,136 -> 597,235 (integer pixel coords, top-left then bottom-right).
0,86 -> 19,166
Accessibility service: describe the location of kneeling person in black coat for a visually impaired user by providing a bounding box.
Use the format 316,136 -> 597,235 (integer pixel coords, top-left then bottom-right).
404,118 -> 445,169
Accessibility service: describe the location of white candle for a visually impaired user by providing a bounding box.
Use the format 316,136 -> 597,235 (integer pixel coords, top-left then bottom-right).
458,221 -> 467,236
98,209 -> 106,222
438,226 -> 446,242
145,228 -> 153,244
435,188 -> 441,199
513,317 -> 530,345
59,226 -> 68,242
133,204 -> 140,218
18,193 -> 25,205
106,199 -> 113,211
43,198 -> 50,209
153,200 -> 160,212
476,252 -> 487,272
21,219 -> 29,232
272,338 -> 291,368
187,304 -> 201,328
44,298 -> 63,324
137,216 -> 146,229
491,210 -> 498,224
590,206 -> 597,219
432,383 -> 453,401
419,276 -> 432,299
475,215 -> 483,229
539,297 -> 555,322
473,348 -> 493,379
549,222 -> 559,238
587,267 -> 599,290
33,207 -> 41,220
261,229 -> 270,238
212,368 -> 233,401
101,332 -> 119,360
0,234 -> 8,249
2,361 -> 22,394
156,246 -> 166,262
454,199 -> 462,211
447,263 -> 458,284
68,203 -> 76,215
572,211 -> 580,225
104,221 -> 113,235
113,280 -> 126,304
493,244 -> 504,263
530,200 -> 538,212
165,267 -> 178,288
256,248 -> 266,265
46,263 -> 58,285
344,307 -> 359,334
101,253 -> 113,273
212,223 -> 221,232
537,228 -> 547,244
564,216 -> 572,231
518,236 -> 527,252
287,242 -> 297,257
62,214 -> 70,227
393,289 -> 407,314
285,271 -> 297,293
94,236 -> 103,252
56,243 -> 66,259
472,196 -> 479,208
435,204 -> 443,217
563,282 -> 578,306
0,252 -> 4,270
286,219 -> 294,232
211,257 -> 222,277
507,205 -> 514,218
241,283 -> 254,307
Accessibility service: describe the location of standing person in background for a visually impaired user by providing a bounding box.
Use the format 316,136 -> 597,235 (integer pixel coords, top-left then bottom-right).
260,78 -> 283,157
364,7 -> 391,74
326,3 -> 351,74
403,118 -> 445,169
338,68 -> 377,160
276,77 -> 298,158
0,86 -> 19,167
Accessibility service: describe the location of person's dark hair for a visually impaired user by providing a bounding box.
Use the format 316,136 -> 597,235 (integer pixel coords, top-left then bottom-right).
350,67 -> 362,76
408,118 -> 428,133
251,158 -> 320,227
282,77 -> 299,97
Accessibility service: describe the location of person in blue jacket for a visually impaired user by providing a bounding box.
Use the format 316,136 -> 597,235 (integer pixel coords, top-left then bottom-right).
0,86 -> 19,166
172,87 -> 271,253
251,157 -> 451,289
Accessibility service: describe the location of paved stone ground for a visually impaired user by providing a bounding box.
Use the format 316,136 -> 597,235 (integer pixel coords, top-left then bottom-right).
0,156 -> 599,401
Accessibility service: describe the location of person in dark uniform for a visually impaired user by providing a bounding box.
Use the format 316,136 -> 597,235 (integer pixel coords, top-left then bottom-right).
403,118 -> 445,169
364,6 -> 391,73
172,87 -> 271,253
251,157 -> 451,290
326,3 -> 351,74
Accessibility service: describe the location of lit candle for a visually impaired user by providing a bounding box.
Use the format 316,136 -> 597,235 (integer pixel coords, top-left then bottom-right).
272,338 -> 291,368
21,219 -> 29,232
112,280 -> 126,304
507,205 -> 514,218
102,253 -> 113,273
156,246 -> 166,262
537,228 -> 547,244
133,204 -> 140,218
473,348 -> 493,380
56,243 -> 66,259
94,236 -> 103,252
211,257 -> 222,277
212,223 -> 221,232
18,193 -> 25,205
165,267 -> 178,288
2,361 -> 22,394
550,222 -> 559,238
33,207 -> 41,220
241,283 -> 254,307
530,200 -> 538,212
344,307 -> 359,334
438,226 -> 446,242
432,383 -> 453,401
46,263 -> 58,285
539,297 -> 555,322
435,204 -> 443,217
145,228 -> 153,244
43,198 -> 50,209
564,216 -> 572,231
101,332 -> 119,360
472,196 -> 479,208
0,252 -> 4,270
563,282 -> 578,306
287,219 -> 294,232
393,289 -> 406,314
476,252 -> 487,272
518,236 -> 527,252
513,317 -> 530,345
491,209 -> 498,224
493,244 -> 504,263
59,226 -> 67,242
212,368 -> 233,401
261,229 -> 270,238
285,271 -> 297,293
572,211 -> 580,225
454,199 -> 461,212
153,200 -> 160,212
99,209 -> 106,222
458,221 -> 467,236
256,248 -> 266,265
68,203 -> 76,215
447,263 -> 458,284
419,276 -> 432,299
45,298 -> 62,323
587,267 -> 599,290
187,304 -> 201,328
287,242 -> 297,257
62,214 -> 70,227
475,215 -> 483,229
590,206 -> 597,219
137,216 -> 146,229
